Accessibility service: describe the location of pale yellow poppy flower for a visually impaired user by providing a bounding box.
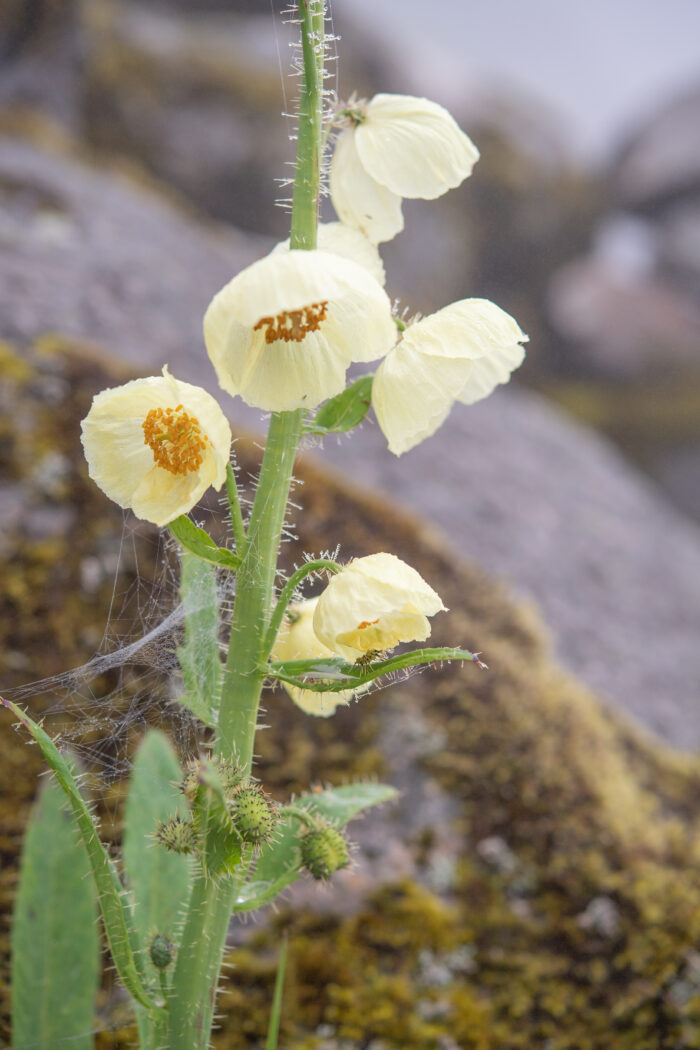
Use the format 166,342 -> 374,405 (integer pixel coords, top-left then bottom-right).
271,222 -> 386,286
80,367 -> 231,527
271,598 -> 355,717
372,299 -> 528,456
203,250 -> 395,413
313,553 -> 446,662
330,93 -> 480,244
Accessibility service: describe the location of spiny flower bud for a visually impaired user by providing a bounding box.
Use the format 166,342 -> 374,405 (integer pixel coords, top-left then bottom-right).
230,785 -> 278,845
149,934 -> 174,970
300,826 -> 350,881
181,756 -> 245,802
156,815 -> 197,854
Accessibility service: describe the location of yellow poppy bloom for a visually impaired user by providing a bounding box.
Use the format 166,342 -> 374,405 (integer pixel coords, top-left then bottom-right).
203,250 -> 395,412
372,299 -> 528,455
272,598 -> 355,717
313,553 -> 445,662
80,367 -> 231,526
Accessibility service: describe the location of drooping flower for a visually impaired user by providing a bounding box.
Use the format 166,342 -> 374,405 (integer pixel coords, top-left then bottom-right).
330,93 -> 480,243
271,222 -> 386,286
312,553 -> 446,662
80,366 -> 231,527
372,299 -> 528,456
271,598 -> 355,717
203,250 -> 395,413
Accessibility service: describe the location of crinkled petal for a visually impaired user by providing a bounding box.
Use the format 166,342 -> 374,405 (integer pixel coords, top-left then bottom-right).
80,369 -> 231,527
372,344 -> 473,456
330,129 -> 404,244
313,553 -> 445,661
356,93 -> 479,200
230,329 -> 349,413
272,598 -> 355,717
204,250 -> 396,411
271,222 -> 386,286
457,342 -> 527,405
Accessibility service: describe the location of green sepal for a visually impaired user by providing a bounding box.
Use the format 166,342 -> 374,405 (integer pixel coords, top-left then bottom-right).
169,515 -> 241,572
1,698 -> 161,1012
175,553 -> 222,727
234,782 -> 397,913
12,769 -> 99,1050
304,375 -> 373,434
266,646 -> 485,693
191,759 -> 242,879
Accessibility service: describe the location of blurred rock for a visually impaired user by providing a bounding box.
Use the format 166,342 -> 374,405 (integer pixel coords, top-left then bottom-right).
547,252 -> 700,379
612,85 -> 700,212
2,132 -> 700,749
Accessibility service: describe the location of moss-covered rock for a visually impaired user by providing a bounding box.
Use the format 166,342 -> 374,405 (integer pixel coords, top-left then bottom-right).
2,339 -> 700,1049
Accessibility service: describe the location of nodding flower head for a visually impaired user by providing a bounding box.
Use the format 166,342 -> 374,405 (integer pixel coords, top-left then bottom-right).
203,250 -> 396,413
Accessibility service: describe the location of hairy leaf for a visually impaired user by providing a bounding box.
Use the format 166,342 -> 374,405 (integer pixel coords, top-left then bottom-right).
235,782 -> 397,913
12,771 -> 99,1050
1,698 -> 160,1012
305,375 -> 373,434
176,553 -> 223,727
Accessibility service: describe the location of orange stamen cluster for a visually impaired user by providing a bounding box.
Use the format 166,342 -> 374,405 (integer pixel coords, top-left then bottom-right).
357,618 -> 380,630
253,301 -> 328,344
142,404 -> 209,476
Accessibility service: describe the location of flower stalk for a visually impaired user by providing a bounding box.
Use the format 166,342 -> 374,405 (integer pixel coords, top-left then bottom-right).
166,6 -> 325,1047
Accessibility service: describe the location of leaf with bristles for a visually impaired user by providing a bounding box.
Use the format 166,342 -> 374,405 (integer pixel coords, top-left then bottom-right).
234,782 -> 397,913
1,697 -> 162,1013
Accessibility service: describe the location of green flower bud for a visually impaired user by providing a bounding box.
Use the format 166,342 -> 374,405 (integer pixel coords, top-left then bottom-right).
149,934 -> 174,970
230,785 -> 278,845
156,815 -> 197,854
300,826 -> 350,880
181,756 -> 245,802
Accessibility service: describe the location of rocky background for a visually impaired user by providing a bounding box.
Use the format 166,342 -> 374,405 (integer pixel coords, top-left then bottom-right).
2,1 -> 700,1047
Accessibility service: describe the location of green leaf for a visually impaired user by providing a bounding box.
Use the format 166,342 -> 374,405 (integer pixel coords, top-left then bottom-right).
175,553 -> 222,727
265,935 -> 288,1050
169,515 -> 241,572
267,647 -> 485,693
234,782 -> 397,913
123,731 -> 192,964
12,770 -> 99,1050
305,375 -> 373,434
191,759 -> 242,879
1,698 -> 161,1012
124,731 -> 192,1050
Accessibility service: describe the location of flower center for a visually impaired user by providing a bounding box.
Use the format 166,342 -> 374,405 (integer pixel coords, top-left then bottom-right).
142,404 -> 209,476
253,301 -> 328,344
356,619 -> 380,630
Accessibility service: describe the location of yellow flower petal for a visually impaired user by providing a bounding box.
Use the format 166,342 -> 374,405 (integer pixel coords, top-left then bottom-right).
372,299 -> 528,455
271,222 -> 386,286
203,250 -> 396,411
313,553 -> 445,663
356,94 -> 480,200
80,367 -> 231,527
372,344 -> 471,456
271,598 -> 355,717
329,130 -> 404,244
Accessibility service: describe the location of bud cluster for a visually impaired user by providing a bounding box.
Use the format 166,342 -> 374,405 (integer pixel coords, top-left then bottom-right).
156,757 -> 279,862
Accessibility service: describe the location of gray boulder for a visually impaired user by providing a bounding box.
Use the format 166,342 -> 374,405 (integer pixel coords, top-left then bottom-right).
2,134 -> 700,748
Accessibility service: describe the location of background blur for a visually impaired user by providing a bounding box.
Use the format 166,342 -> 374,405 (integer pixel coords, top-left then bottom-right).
1,0 -> 700,739
4,5 -> 700,1045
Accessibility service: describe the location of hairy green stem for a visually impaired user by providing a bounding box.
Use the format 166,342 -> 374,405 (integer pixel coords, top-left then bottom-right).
289,0 -> 324,250
165,4 -> 324,1047
262,557 -> 341,659
226,461 -> 247,553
